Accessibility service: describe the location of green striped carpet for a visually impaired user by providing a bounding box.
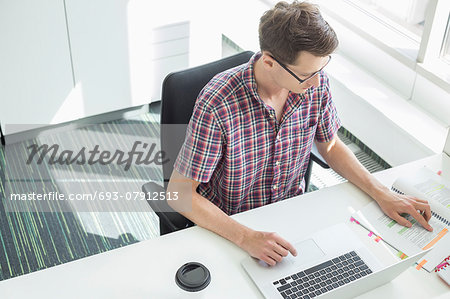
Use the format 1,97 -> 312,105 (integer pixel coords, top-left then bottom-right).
0,110 -> 162,281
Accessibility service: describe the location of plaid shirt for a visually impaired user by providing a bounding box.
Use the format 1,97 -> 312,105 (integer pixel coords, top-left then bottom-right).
174,52 -> 341,215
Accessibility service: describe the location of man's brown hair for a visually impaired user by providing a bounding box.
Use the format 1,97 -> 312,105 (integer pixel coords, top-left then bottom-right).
259,1 -> 338,64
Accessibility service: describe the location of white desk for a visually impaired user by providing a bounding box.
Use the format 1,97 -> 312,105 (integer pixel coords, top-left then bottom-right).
1,154 -> 449,298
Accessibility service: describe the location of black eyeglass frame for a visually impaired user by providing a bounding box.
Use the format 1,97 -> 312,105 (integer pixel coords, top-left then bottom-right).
268,54 -> 332,84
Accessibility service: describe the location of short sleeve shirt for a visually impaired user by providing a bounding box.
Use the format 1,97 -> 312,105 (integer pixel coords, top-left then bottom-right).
174,52 -> 341,215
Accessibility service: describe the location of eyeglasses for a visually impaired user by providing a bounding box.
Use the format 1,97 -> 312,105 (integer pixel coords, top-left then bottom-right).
268,54 -> 331,84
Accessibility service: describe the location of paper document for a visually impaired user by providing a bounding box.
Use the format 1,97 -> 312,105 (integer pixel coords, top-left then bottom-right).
394,167 -> 450,219
354,166 -> 450,272
355,201 -> 448,255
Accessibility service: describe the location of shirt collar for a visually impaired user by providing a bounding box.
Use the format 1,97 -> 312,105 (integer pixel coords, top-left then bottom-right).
242,51 -> 264,104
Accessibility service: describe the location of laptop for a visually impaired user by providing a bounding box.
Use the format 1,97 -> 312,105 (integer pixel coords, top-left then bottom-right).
241,223 -> 431,299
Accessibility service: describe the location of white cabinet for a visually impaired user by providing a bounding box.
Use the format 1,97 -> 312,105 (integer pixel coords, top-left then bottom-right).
0,0 -> 223,136
150,22 -> 190,101
64,0 -> 150,117
0,0 -> 74,135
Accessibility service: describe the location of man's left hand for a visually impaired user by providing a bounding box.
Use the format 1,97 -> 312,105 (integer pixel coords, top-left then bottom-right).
375,191 -> 433,232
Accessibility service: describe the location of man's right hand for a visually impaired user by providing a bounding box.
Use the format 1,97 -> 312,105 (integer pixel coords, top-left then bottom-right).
239,230 -> 297,266
167,171 -> 297,266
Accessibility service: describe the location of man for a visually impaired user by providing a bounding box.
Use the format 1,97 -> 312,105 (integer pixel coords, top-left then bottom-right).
167,1 -> 433,266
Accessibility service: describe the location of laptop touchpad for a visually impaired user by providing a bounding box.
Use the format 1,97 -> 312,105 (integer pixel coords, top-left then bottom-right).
287,238 -> 325,265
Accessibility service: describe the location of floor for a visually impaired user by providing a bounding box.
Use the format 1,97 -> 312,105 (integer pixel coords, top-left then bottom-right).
0,105 -> 161,281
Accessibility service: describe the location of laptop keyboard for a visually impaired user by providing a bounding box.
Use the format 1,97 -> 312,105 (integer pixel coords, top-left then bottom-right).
273,251 -> 372,299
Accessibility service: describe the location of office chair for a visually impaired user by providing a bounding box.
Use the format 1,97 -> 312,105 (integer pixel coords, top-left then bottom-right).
142,51 -> 329,235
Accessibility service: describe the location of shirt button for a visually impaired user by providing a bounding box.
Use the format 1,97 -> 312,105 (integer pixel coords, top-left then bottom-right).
275,161 -> 280,166
273,185 -> 278,190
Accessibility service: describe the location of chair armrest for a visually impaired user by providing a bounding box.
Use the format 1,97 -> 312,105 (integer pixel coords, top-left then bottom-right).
142,181 -> 165,194
310,143 -> 330,169
142,181 -> 175,215
141,182 -> 193,232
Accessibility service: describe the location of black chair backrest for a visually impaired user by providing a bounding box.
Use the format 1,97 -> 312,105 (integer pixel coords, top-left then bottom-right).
160,51 -> 254,187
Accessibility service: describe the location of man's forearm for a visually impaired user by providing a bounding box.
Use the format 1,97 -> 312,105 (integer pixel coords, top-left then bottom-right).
316,137 -> 388,202
184,192 -> 252,247
166,170 -> 298,264
166,172 -> 251,248
316,137 -> 434,231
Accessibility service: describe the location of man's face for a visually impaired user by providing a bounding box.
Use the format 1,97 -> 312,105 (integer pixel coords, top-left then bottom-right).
271,51 -> 330,94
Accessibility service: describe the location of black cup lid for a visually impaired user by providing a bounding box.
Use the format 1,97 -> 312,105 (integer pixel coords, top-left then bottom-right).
175,262 -> 211,292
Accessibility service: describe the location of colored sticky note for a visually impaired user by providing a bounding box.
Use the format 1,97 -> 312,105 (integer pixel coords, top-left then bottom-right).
350,217 -> 360,224
416,259 -> 427,270
397,252 -> 407,260
436,262 -> 449,270
422,228 -> 448,250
